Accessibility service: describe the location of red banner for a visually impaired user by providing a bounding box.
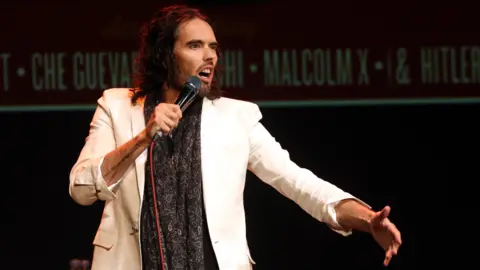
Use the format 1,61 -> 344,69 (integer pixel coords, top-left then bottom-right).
0,2 -> 479,107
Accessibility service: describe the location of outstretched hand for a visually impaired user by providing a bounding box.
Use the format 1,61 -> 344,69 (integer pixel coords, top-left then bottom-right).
369,206 -> 402,266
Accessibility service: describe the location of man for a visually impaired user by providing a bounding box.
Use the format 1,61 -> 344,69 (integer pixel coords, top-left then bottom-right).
69,5 -> 401,270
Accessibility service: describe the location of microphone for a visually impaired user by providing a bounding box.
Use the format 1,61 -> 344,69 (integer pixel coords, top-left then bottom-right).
175,75 -> 202,112
157,76 -> 202,138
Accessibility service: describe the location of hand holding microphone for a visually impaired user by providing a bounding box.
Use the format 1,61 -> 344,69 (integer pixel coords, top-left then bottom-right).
145,75 -> 202,140
146,103 -> 182,139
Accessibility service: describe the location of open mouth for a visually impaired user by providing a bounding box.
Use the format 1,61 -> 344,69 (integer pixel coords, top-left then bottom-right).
198,67 -> 213,82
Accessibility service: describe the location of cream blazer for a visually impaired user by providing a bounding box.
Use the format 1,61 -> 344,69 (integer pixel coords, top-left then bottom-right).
69,88 -> 360,270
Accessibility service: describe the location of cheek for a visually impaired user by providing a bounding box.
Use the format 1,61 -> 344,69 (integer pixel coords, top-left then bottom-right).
182,55 -> 201,72
175,52 -> 191,69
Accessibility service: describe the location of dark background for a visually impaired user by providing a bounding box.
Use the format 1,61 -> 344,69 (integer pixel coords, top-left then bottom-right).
1,0 -> 479,269
2,103 -> 478,269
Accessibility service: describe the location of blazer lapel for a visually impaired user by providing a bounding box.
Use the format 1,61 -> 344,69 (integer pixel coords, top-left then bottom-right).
200,98 -> 222,240
131,98 -> 147,202
200,97 -> 216,197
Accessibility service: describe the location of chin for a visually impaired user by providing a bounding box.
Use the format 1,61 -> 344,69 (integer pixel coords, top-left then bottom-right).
198,86 -> 211,97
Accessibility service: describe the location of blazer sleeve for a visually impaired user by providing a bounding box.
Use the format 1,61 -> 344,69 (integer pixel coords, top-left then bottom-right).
69,92 -> 118,206
245,104 -> 370,236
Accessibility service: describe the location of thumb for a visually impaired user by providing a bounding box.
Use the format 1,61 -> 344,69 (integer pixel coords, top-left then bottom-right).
372,205 -> 391,225
378,205 -> 391,220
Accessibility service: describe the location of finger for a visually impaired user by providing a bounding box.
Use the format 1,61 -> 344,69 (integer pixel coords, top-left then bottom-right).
164,108 -> 180,121
160,123 -> 172,134
392,242 -> 400,255
385,221 -> 402,245
393,227 -> 402,245
172,105 -> 182,119
166,104 -> 182,120
160,115 -> 176,130
384,247 -> 393,266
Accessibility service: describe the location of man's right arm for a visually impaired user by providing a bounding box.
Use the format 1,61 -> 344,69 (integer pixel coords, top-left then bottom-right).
101,129 -> 150,187
69,92 -> 151,206
101,101 -> 183,187
69,91 -> 181,206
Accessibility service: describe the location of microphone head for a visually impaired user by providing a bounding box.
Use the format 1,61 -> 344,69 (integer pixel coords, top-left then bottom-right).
186,76 -> 202,94
175,76 -> 203,111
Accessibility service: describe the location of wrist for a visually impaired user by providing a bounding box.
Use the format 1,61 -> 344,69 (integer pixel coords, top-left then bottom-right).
364,211 -> 375,233
139,129 -> 154,144
335,199 -> 375,233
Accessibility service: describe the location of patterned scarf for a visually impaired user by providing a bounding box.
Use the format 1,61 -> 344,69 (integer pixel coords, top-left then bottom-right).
140,91 -> 209,270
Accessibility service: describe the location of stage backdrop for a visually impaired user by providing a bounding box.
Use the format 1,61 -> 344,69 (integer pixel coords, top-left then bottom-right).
1,1 -> 480,110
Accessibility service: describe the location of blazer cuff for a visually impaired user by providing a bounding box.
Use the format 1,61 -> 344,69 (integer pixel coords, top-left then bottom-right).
95,156 -> 118,201
325,195 -> 371,236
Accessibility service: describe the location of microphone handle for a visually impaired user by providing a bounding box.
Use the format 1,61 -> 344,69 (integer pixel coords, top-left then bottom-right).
156,131 -> 173,139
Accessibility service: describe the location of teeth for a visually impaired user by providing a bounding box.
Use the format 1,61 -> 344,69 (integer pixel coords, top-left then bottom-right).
201,68 -> 211,74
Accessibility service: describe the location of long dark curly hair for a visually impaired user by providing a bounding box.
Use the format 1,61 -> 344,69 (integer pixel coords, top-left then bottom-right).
130,5 -> 223,104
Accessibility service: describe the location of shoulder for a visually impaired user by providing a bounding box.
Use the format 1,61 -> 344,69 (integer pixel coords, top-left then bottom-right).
97,88 -> 135,108
210,97 -> 263,128
211,97 -> 259,112
100,87 -> 134,103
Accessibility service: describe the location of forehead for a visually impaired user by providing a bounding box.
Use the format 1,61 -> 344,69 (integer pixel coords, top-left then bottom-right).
176,18 -> 216,43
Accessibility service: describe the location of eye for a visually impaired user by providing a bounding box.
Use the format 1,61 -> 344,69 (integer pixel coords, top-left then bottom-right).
189,43 -> 201,49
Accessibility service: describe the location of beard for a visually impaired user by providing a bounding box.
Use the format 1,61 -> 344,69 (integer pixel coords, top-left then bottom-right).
171,69 -> 211,97
198,83 -> 211,97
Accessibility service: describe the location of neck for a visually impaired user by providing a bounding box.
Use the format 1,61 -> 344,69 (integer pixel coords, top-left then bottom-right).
162,86 -> 180,104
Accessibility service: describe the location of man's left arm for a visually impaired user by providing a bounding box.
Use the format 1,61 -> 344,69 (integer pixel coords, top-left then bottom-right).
244,104 -> 401,265
244,104 -> 370,235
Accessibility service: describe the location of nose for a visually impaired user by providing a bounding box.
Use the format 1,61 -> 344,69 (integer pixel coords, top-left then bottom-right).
203,47 -> 216,62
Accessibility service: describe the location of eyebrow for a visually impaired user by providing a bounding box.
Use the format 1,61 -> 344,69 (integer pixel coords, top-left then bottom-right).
186,39 -> 219,47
